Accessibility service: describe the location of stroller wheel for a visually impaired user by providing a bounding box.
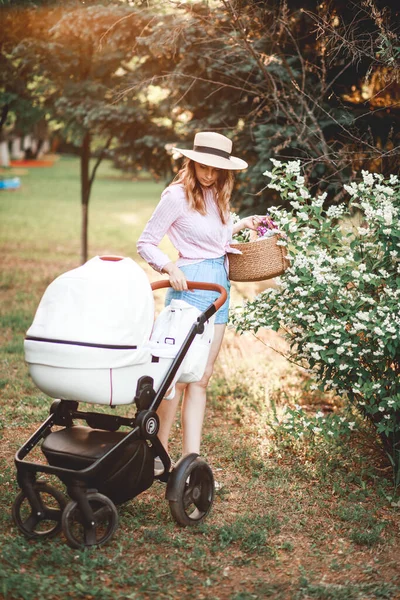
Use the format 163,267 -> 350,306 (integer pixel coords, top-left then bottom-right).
12,481 -> 67,539
168,458 -> 214,527
61,492 -> 118,549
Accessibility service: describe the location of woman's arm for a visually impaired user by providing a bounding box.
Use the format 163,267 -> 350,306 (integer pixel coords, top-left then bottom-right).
137,187 -> 189,291
137,188 -> 183,273
232,215 -> 263,235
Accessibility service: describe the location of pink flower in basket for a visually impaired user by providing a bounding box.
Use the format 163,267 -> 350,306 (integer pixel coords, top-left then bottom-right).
256,215 -> 278,238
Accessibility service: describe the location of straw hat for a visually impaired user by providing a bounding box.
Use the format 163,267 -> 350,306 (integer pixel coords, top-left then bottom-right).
174,131 -> 248,171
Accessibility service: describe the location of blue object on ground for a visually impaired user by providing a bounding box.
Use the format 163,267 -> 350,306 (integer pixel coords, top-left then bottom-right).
0,177 -> 21,190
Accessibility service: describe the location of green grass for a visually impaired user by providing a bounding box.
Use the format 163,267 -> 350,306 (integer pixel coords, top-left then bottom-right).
0,156 -> 399,600
0,155 -> 168,262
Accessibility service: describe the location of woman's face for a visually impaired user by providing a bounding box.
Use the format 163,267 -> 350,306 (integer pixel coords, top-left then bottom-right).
194,162 -> 221,187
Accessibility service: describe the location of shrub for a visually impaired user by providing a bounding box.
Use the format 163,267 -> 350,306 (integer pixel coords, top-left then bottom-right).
230,160 -> 400,484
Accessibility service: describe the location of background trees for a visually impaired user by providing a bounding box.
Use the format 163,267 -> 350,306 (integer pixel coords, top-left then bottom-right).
2,0 -> 399,253
136,0 -> 400,211
2,0 -> 173,262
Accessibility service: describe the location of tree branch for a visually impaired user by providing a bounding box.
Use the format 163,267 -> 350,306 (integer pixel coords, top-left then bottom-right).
89,135 -> 113,190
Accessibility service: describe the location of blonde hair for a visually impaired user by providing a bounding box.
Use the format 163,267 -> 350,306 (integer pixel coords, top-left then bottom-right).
171,158 -> 234,225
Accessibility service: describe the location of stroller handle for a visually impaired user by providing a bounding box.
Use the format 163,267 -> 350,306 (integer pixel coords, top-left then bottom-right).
151,280 -> 227,311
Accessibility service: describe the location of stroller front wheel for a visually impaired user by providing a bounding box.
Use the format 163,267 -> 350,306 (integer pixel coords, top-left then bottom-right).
12,481 -> 67,539
168,458 -> 214,527
61,492 -> 118,549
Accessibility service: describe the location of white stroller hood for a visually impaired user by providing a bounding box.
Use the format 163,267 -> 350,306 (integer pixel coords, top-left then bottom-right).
26,256 -> 154,349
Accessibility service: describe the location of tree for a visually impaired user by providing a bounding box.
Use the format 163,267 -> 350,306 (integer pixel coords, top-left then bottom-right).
7,0 -> 173,263
134,0 -> 400,212
0,2 -> 48,163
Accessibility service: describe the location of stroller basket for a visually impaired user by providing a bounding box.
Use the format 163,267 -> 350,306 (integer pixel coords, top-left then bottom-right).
13,256 -> 227,549
41,424 -> 154,506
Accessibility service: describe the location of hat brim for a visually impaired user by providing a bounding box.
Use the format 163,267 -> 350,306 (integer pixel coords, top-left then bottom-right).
174,148 -> 248,171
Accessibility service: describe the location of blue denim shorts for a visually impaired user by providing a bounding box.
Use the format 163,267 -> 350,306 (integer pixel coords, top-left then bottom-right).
165,256 -> 230,324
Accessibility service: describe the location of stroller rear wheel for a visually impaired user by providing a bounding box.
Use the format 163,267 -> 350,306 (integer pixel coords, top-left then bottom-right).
168,458 -> 214,526
12,481 -> 67,539
61,492 -> 118,549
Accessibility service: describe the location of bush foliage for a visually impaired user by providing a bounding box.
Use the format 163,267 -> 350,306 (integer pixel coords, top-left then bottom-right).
230,161 -> 400,483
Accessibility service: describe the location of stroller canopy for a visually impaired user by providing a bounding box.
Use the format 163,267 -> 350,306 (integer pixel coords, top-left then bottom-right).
26,256 -> 154,348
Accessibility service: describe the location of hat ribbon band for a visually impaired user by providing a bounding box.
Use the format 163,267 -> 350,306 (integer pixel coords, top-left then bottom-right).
193,145 -> 231,160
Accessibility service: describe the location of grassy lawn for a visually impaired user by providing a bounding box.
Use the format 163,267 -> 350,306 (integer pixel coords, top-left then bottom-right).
0,156 -> 399,600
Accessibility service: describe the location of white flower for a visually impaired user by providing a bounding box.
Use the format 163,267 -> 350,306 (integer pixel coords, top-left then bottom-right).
270,158 -> 282,167
268,183 -> 284,192
357,227 -> 370,236
361,170 -> 374,186
288,274 -> 300,283
377,184 -> 394,196
326,205 -> 345,218
344,183 -> 358,197
356,311 -> 370,321
384,211 -> 393,225
312,196 -> 325,208
298,212 -> 309,221
286,160 -> 301,174
348,422 -> 356,430
262,170 -> 274,178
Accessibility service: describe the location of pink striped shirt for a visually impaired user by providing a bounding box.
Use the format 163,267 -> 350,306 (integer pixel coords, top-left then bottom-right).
137,183 -> 238,273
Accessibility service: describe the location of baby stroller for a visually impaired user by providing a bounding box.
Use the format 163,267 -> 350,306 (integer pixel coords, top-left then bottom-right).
13,256 -> 226,549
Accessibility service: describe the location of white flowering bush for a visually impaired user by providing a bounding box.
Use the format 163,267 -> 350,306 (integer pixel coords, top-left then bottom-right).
272,404 -> 356,444
230,160 -> 400,482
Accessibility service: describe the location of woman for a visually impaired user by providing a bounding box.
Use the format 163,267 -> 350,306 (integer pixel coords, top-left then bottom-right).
137,131 -> 261,470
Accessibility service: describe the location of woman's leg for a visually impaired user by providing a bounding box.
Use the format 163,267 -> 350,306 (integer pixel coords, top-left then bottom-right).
181,323 -> 226,455
156,382 -> 187,454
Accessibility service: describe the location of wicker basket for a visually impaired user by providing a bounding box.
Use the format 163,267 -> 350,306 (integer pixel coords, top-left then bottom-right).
229,234 -> 289,282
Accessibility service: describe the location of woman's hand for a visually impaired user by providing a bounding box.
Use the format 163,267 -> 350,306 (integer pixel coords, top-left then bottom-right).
232,215 -> 264,235
162,262 -> 188,291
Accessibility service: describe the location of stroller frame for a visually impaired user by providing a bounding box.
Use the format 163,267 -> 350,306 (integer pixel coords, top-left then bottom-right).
13,280 -> 227,548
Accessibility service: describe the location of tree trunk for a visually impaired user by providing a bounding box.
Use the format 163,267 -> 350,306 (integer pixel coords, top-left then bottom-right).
81,131 -> 91,264
0,141 -> 10,167
33,138 -> 44,160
